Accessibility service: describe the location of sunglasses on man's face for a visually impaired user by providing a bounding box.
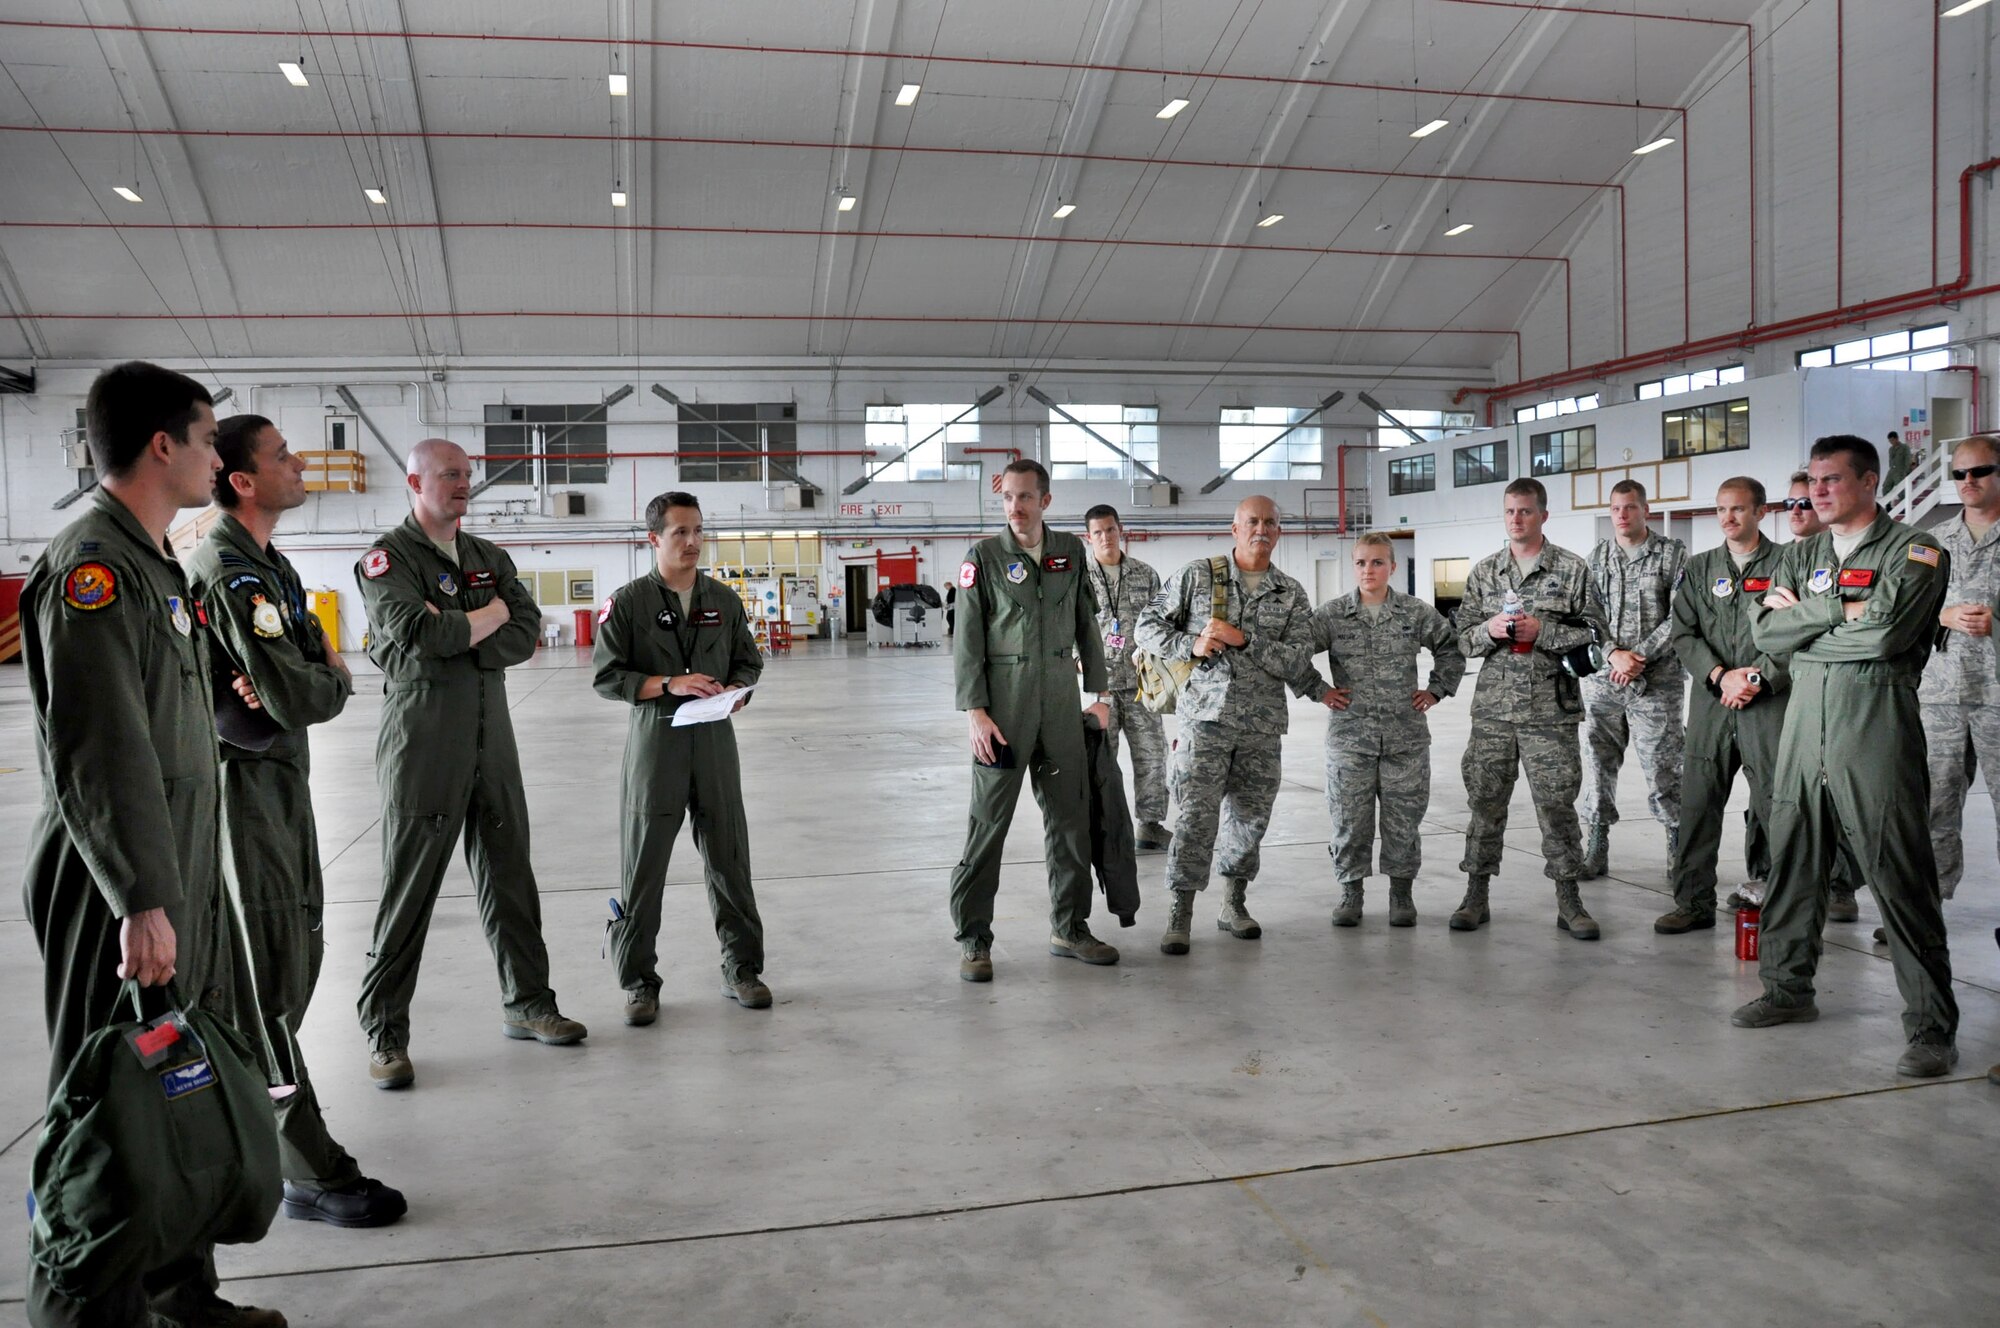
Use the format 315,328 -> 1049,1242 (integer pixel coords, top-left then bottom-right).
1951,464 -> 1999,482
1781,497 -> 1814,511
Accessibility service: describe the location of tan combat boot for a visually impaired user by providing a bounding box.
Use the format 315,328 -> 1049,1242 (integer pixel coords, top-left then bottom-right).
1387,877 -> 1418,928
1449,875 -> 1490,932
1160,889 -> 1195,955
1217,877 -> 1261,939
1330,880 -> 1364,928
1555,880 -> 1599,940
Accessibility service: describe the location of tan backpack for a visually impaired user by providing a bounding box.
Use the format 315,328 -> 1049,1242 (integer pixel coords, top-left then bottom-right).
1132,556 -> 1231,715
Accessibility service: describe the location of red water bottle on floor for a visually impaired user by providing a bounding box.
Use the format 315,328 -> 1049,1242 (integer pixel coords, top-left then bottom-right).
1736,906 -> 1761,961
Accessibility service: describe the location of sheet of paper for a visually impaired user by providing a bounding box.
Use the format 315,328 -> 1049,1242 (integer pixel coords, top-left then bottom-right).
671,683 -> 757,727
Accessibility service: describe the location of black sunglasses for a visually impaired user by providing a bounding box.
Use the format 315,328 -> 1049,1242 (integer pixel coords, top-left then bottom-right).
1951,464 -> 1999,482
1780,497 -> 1814,511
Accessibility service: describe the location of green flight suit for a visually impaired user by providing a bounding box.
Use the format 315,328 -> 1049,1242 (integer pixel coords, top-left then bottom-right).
592,571 -> 766,991
1750,511 -> 1956,1043
189,512 -> 361,1188
21,489 -> 245,1326
354,516 -> 558,1052
949,527 -> 1109,947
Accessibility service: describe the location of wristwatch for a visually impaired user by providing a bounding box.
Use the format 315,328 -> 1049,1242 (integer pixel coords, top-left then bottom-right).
1746,669 -> 1763,688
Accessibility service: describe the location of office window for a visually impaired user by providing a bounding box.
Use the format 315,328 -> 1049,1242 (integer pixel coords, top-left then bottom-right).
1219,406 -> 1322,481
1453,440 -> 1508,488
482,404 -> 611,486
1377,407 -> 1475,445
677,402 -> 798,484
1048,405 -> 1159,481
864,404 -> 979,482
1663,398 -> 1750,458
1388,453 -> 1435,495
1530,426 -> 1596,476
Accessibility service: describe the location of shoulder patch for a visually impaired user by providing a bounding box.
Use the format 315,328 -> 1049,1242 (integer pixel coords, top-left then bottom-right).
225,572 -> 265,593
250,594 -> 284,640
1907,543 -> 1941,568
958,560 -> 978,589
62,563 -> 118,611
361,549 -> 391,580
596,594 -> 615,626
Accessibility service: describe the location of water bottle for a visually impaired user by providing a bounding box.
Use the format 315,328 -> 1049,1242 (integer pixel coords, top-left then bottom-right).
1502,589 -> 1532,654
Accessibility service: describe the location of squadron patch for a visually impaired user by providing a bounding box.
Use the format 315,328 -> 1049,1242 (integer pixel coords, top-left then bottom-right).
361,549 -> 391,580
166,596 -> 192,637
597,595 -> 615,626
250,594 -> 284,640
1711,576 -> 1733,598
62,562 -> 117,611
1838,568 -> 1874,588
437,572 -> 459,596
1005,560 -> 1028,585
694,608 -> 724,627
1908,543 -> 1941,568
1743,577 -> 1772,593
958,561 -> 978,589
1043,555 -> 1074,574
1807,567 -> 1833,594
465,568 -> 497,591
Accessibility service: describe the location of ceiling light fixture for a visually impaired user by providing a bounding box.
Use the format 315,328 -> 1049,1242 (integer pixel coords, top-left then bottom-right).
1633,137 -> 1677,155
1257,213 -> 1284,228
838,194 -> 857,212
1156,98 -> 1189,119
895,83 -> 921,106
279,62 -> 309,87
1410,118 -> 1450,139
363,188 -> 387,205
612,190 -> 627,207
1052,203 -> 1076,219
608,73 -> 629,96
1444,222 -> 1474,236
112,186 -> 142,203
1943,0 -> 1993,16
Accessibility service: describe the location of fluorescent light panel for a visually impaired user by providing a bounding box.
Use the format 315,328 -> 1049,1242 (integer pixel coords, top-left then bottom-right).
895,83 -> 921,106
279,62 -> 309,87
611,191 -> 627,207
363,188 -> 387,205
1633,137 -> 1676,155
112,186 -> 142,203
1257,213 -> 1283,228
1410,118 -> 1450,139
1052,203 -> 1075,219
837,195 -> 857,212
1444,222 -> 1474,236
608,73 -> 629,96
1943,0 -> 1992,16
1156,98 -> 1189,119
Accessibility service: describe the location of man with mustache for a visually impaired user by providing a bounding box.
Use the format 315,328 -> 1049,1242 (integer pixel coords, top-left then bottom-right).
353,438 -> 585,1089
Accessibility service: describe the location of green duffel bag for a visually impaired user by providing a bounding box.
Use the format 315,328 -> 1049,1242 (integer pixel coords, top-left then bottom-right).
30,980 -> 281,1301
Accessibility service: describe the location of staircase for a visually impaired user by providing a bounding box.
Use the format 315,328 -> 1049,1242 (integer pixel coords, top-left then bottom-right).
1884,439 -> 1969,531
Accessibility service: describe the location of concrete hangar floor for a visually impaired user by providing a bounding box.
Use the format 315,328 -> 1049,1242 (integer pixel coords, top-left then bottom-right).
0,639 -> 1996,1326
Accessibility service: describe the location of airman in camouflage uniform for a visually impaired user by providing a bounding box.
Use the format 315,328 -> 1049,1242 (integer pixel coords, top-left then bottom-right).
1580,480 -> 1687,877
1135,496 -> 1317,953
1735,435 -> 1957,1079
1083,505 -> 1171,847
1454,478 -> 1612,938
1296,533 -> 1464,928
1918,434 -> 2000,902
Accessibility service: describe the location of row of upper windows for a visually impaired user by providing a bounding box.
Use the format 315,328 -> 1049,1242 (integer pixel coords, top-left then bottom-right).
1387,399 -> 1752,496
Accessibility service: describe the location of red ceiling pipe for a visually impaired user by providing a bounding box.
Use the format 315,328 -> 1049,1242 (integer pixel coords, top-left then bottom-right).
1836,0 -> 1845,309
960,447 -> 1021,460
0,18 -> 1682,116
1457,157 -> 2000,419
0,124 -> 1618,196
463,450 -> 878,461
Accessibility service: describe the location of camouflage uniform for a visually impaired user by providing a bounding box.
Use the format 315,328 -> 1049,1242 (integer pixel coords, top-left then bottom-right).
1456,542 -> 1610,880
1917,513 -> 2000,899
1087,554 -> 1169,823
1581,531 -> 1687,831
1298,590 -> 1465,881
1136,557 -> 1317,894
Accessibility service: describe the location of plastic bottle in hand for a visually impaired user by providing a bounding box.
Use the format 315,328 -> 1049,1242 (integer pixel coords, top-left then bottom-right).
1502,589 -> 1533,654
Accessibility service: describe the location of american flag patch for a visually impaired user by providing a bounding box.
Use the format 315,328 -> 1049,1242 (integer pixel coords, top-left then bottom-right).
1907,544 -> 1941,568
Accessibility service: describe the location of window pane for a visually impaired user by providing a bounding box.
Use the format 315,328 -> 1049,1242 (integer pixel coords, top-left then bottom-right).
1689,369 -> 1717,391
1799,348 -> 1834,368
1515,406 -> 1534,424
1664,375 -> 1690,395
1833,338 -> 1869,364
1578,394 -> 1601,411
1871,331 -> 1910,357
1910,349 -> 1951,372
1718,365 -> 1746,385
1912,324 -> 1950,350
1221,405 -> 1320,481
1052,404 -> 1156,481
1871,357 -> 1909,372
1638,381 -> 1663,400
867,404 -> 978,482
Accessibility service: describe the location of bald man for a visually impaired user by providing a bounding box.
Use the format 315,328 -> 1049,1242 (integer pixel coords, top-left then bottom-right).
1137,496 -> 1318,952
352,439 -> 584,1089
